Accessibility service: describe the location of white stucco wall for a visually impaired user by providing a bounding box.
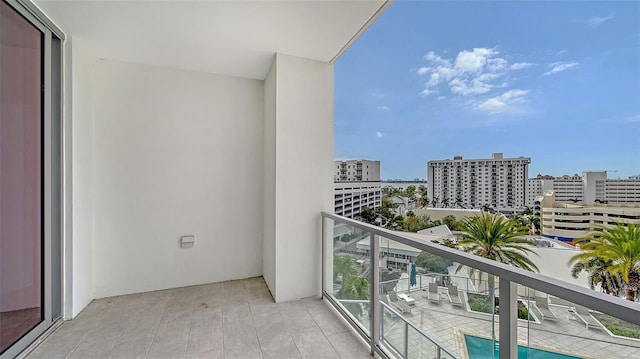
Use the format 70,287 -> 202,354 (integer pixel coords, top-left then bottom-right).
91,59 -> 264,298
263,57 -> 277,295
530,247 -> 586,288
266,54 -> 334,302
65,37 -> 96,318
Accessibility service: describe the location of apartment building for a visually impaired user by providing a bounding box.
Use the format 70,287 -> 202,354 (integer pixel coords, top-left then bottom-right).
527,171 -> 640,206
536,191 -> 640,242
334,160 -> 381,218
427,153 -> 530,212
334,160 -> 380,182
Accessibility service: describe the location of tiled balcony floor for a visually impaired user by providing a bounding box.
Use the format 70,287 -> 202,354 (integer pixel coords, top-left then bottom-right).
24,277 -> 372,359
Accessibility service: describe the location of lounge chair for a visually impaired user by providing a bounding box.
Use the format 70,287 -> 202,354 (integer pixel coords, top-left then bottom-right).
534,296 -> 558,322
388,290 -> 412,314
448,284 -> 462,307
428,282 -> 440,304
573,305 -> 604,330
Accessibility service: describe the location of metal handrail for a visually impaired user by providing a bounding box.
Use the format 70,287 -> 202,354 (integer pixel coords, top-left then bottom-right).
322,211 -> 640,325
380,301 -> 458,358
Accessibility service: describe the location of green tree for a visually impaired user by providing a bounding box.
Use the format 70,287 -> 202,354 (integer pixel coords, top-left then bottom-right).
570,257 -> 624,296
442,215 -> 461,231
457,213 -> 538,272
417,185 -> 428,198
334,256 -> 356,281
419,196 -> 430,208
405,185 -> 417,200
442,197 -> 450,208
432,196 -> 439,208
570,224 -> 640,301
455,197 -> 465,209
456,212 -> 539,341
359,206 -> 377,225
416,252 -> 454,273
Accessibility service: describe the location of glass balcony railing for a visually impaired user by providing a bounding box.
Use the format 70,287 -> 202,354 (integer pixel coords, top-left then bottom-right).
321,212 -> 640,359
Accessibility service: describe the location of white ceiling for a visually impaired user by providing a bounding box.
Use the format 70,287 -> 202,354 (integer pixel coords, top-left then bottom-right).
34,0 -> 390,80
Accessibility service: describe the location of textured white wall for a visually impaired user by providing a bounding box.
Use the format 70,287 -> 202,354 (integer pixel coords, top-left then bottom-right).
267,54 -> 334,302
263,57 -> 277,295
65,37 -> 96,318
91,59 -> 264,298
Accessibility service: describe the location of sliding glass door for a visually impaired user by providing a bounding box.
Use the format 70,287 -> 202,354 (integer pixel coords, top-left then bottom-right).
0,0 -> 61,356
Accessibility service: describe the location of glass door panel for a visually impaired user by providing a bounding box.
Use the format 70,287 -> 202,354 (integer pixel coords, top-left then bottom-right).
0,0 -> 43,353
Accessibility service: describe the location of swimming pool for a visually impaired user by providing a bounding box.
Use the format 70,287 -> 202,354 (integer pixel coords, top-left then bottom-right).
464,334 -> 583,359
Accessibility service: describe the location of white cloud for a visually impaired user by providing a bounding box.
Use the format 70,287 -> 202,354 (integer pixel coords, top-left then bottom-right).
543,61 -> 579,76
477,89 -> 529,114
376,131 -> 383,139
510,62 -> 534,70
586,14 -> 614,27
454,48 -> 498,73
417,47 -> 534,98
377,106 -> 390,111
625,114 -> 640,123
420,89 -> 436,96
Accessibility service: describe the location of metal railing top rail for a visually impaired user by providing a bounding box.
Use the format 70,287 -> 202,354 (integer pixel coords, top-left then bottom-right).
380,301 -> 458,359
322,212 -> 640,325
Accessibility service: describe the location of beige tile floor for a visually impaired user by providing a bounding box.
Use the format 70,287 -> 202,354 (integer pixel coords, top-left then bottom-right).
23,277 -> 373,359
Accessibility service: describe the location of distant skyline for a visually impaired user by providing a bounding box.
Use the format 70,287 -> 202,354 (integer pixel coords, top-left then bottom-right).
334,1 -> 640,180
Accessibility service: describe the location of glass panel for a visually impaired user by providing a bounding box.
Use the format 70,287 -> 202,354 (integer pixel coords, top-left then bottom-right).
378,236 -> 475,358
0,0 -> 43,353
519,287 -> 640,359
327,220 -> 372,335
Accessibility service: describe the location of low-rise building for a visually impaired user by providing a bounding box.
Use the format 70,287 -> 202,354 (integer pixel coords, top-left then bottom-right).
527,171 -> 640,206
334,160 -> 381,218
536,190 -> 640,243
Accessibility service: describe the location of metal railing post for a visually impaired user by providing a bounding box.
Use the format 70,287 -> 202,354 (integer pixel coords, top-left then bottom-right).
404,321 -> 409,358
499,278 -> 517,359
371,234 -> 381,356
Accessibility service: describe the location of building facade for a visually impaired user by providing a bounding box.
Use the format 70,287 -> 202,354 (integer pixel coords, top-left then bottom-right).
334,160 -> 381,218
427,153 -> 530,212
537,191 -> 640,242
334,160 -> 380,182
527,171 -> 640,206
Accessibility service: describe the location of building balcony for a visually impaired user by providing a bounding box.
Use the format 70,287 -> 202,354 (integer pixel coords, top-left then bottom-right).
321,213 -> 640,359
24,278 -> 370,359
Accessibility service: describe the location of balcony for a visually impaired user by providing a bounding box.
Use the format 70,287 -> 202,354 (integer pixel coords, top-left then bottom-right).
24,278 -> 371,359
322,213 -> 640,358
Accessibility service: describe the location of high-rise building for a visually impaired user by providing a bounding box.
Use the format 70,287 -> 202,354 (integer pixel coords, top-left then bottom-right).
334,160 -> 381,218
427,153 -> 530,212
527,171 -> 640,206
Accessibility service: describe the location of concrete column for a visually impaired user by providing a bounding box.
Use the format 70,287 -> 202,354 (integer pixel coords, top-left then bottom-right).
263,53 -> 334,302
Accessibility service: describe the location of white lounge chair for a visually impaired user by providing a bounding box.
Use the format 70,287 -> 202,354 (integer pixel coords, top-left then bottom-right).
534,297 -> 558,322
427,282 -> 440,304
388,290 -> 412,314
448,285 -> 462,307
573,305 -> 604,330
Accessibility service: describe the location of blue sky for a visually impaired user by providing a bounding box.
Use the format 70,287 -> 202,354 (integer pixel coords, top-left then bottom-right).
334,1 -> 640,180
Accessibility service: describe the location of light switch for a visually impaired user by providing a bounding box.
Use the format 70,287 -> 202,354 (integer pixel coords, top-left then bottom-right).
180,235 -> 195,248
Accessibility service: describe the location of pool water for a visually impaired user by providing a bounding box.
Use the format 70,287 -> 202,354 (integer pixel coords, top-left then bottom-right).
464,335 -> 583,359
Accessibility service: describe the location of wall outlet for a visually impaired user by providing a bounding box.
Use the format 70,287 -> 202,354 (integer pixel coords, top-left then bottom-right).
180,235 -> 195,248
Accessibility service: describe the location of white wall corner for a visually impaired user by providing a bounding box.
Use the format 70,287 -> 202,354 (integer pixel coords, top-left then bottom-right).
64,36 -> 97,318
272,53 -> 334,302
263,55 -> 277,299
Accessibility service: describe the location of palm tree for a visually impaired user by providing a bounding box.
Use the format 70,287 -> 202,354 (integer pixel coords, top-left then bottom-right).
456,212 -> 538,343
442,197 -> 450,208
455,197 -> 465,209
432,196 -> 439,208
334,256 -> 356,281
570,257 -> 624,296
570,224 -> 640,301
